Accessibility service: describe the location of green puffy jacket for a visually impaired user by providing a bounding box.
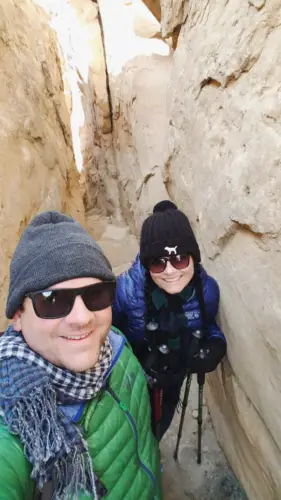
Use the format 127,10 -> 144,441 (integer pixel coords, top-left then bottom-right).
0,329 -> 162,500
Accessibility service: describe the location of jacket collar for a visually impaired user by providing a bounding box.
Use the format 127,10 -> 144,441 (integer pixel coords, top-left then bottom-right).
151,285 -> 195,310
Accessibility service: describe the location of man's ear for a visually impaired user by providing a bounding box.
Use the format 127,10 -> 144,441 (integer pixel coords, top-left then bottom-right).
13,309 -> 23,332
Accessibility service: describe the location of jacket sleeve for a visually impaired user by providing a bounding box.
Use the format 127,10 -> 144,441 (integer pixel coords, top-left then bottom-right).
112,274 -> 129,334
201,268 -> 226,344
207,318 -> 226,344
0,421 -> 35,500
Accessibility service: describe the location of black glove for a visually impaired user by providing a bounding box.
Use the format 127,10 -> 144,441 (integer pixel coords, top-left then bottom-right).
147,368 -> 183,390
145,350 -> 185,390
188,337 -> 226,374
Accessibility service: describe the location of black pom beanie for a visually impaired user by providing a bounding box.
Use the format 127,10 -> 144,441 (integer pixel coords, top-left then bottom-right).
140,200 -> 201,265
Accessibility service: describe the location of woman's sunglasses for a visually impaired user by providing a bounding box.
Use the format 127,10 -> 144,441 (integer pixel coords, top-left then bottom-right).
146,254 -> 190,274
26,281 -> 116,319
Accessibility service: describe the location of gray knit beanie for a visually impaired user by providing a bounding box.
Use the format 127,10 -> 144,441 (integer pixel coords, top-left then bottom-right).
6,211 -> 115,319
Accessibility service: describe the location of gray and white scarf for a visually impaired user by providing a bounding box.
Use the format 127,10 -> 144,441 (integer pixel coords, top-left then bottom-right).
0,325 -> 112,499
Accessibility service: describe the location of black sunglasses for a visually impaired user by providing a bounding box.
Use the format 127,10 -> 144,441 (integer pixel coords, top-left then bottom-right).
26,281 -> 116,319
146,254 -> 191,274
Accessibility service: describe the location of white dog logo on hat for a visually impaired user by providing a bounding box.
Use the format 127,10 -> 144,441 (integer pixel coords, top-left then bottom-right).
164,245 -> 178,255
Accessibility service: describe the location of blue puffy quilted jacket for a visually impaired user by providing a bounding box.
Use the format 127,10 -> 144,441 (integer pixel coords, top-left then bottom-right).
112,255 -> 226,346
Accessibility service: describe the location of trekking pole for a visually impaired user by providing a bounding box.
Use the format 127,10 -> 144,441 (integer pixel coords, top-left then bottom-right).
197,371 -> 205,464
173,371 -> 192,461
153,387 -> 163,441
193,267 -> 208,464
173,328 -> 202,462
149,343 -> 169,441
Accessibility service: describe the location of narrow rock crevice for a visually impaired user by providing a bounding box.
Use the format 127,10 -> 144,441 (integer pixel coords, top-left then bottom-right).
96,7 -> 113,134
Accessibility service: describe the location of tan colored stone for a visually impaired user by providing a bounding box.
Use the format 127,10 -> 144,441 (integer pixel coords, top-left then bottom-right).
0,0 -> 84,328
141,0 -> 161,22
131,0 -> 161,39
248,0 -> 265,9
140,0 -> 183,46
87,212 -> 139,273
160,0 -> 188,38
207,361 -> 281,500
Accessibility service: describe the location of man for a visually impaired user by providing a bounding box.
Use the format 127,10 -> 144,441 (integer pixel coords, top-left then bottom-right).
0,211 -> 162,500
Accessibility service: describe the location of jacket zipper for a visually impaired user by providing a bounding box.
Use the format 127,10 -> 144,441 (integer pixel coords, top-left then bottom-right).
106,387 -> 156,487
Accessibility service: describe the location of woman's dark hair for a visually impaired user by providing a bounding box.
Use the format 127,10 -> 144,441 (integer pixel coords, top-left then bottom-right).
144,269 -> 155,330
193,264 -> 208,338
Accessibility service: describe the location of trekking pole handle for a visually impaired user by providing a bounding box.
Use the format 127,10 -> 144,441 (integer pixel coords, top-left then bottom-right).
197,372 -> 205,386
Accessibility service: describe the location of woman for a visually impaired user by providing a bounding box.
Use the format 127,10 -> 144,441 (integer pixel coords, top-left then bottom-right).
113,200 -> 226,439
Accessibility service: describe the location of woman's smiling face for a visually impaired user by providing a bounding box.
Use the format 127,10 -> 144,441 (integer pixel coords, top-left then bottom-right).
150,256 -> 195,294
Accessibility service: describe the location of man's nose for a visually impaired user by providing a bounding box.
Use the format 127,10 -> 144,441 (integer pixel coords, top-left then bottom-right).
66,295 -> 93,325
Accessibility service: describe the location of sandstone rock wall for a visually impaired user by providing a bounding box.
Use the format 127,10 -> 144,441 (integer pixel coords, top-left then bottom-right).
99,0 -> 281,498
0,0 -> 84,328
165,2 -> 281,498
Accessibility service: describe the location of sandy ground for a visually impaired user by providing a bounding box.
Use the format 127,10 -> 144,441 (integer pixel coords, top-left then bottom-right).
88,213 -> 248,500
